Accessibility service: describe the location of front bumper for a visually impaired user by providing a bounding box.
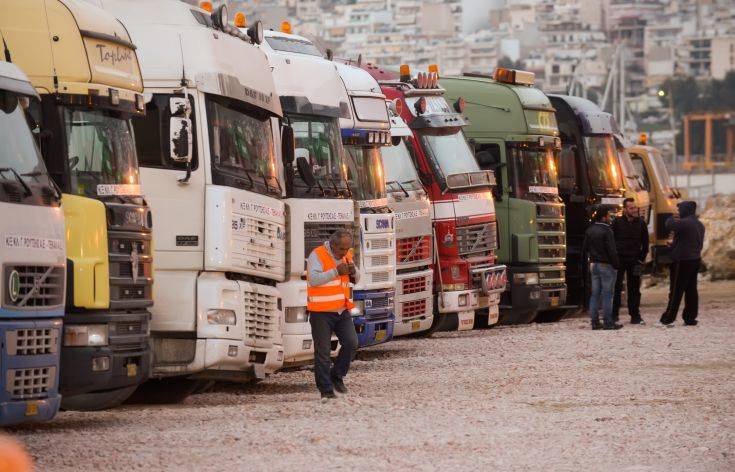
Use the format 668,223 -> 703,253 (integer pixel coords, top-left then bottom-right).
353,316 -> 394,348
0,395 -> 61,426
353,289 -> 395,347
190,338 -> 283,381
436,288 -> 501,314
60,310 -> 150,396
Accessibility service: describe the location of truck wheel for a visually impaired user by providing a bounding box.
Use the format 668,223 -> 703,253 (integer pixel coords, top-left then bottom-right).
125,378 -> 203,405
534,308 -> 569,323
420,312 -> 455,336
61,385 -> 137,411
498,309 -> 537,325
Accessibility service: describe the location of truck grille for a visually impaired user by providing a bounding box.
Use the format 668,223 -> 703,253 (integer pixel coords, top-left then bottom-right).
112,321 -> 145,336
539,247 -> 566,261
401,274 -> 430,295
370,238 -> 391,250
539,268 -> 566,287
3,265 -> 64,309
371,255 -> 390,267
371,272 -> 390,284
108,230 -> 153,308
456,222 -> 497,255
304,223 -> 353,259
538,234 -> 565,246
237,216 -> 285,277
396,236 -> 431,265
538,220 -> 564,233
367,296 -> 391,309
243,290 -> 279,345
537,204 -> 566,263
400,298 -> 427,319
6,328 -> 60,356
7,366 -> 56,400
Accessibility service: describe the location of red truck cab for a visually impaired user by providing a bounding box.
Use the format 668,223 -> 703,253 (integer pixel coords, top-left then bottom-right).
364,63 -> 506,331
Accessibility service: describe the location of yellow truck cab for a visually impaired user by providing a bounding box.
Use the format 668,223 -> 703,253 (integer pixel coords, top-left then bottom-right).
614,135 -> 651,246
627,143 -> 681,268
0,0 -> 153,410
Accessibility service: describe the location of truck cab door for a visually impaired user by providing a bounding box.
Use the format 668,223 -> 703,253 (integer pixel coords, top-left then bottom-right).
473,140 -> 510,262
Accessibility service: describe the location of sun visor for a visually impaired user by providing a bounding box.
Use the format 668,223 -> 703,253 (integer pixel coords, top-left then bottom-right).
577,111 -> 616,135
196,72 -> 282,117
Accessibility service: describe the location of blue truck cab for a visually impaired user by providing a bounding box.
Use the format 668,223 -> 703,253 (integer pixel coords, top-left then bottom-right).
335,61 -> 396,348
0,60 -> 66,426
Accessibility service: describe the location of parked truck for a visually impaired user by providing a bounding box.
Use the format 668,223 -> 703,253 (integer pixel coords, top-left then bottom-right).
628,142 -> 681,269
259,26 -> 350,365
365,63 -> 507,331
0,60 -> 66,426
380,101 -> 434,336
547,95 -> 625,310
335,61 -> 396,347
443,70 -> 568,325
1,0 -> 153,410
614,134 -> 651,231
99,0 -> 285,395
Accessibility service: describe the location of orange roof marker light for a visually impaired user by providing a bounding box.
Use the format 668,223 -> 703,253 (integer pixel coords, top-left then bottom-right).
399,64 -> 411,82
199,1 -> 213,12
428,64 -> 439,76
639,133 -> 648,145
493,67 -> 535,86
234,12 -> 247,28
280,20 -> 292,34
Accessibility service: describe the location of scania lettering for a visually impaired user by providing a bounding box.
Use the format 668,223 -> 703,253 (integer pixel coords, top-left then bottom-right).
259,26 -> 350,366
336,61 -> 396,347
365,63 -> 506,331
443,69 -> 568,324
0,61 -> 65,426
547,95 -> 625,310
99,1 -> 285,394
1,0 -> 153,410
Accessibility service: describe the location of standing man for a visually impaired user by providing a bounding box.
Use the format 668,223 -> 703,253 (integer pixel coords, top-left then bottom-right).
582,208 -> 622,330
659,201 -> 705,327
612,198 -> 649,324
306,229 -> 359,399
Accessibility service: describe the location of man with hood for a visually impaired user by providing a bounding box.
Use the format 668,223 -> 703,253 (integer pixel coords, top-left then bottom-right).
659,201 -> 705,326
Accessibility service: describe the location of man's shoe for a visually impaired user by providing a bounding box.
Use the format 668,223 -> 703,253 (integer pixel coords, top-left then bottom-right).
656,321 -> 675,328
603,323 -> 623,330
321,391 -> 337,400
684,320 -> 698,326
332,377 -> 348,394
630,317 -> 645,325
591,321 -> 602,330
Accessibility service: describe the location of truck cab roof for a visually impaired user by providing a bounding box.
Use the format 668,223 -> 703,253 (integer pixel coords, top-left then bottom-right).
548,94 -> 616,136
335,61 -> 389,133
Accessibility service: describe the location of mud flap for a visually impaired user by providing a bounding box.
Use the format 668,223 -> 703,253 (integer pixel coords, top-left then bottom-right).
252,362 -> 266,380
457,310 -> 475,331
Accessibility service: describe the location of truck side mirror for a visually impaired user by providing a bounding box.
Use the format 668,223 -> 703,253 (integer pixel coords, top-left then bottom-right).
296,155 -> 316,188
281,125 -> 295,164
170,117 -> 193,162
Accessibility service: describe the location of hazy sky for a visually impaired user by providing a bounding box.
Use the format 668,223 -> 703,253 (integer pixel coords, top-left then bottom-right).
461,0 -> 504,33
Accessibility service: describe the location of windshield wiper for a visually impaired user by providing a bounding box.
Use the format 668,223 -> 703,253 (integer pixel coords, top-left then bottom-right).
0,167 -> 32,197
22,170 -> 62,201
386,180 -> 409,197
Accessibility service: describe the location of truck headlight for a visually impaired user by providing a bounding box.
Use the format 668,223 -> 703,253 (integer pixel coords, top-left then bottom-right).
513,273 -> 539,285
207,309 -> 236,325
285,306 -> 308,323
64,325 -> 109,347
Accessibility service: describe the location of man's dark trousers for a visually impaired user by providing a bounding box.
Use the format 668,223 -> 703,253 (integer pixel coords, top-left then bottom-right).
613,257 -> 642,321
660,259 -> 701,325
309,310 -> 358,394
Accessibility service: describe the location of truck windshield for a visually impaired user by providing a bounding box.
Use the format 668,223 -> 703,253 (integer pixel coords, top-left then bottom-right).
616,147 -> 643,192
0,92 -> 53,195
508,144 -> 559,198
418,128 -> 481,180
206,95 -> 280,197
649,148 -> 675,195
344,145 -> 387,202
64,108 -> 140,197
291,114 -> 349,198
583,135 -> 623,194
380,139 -> 422,192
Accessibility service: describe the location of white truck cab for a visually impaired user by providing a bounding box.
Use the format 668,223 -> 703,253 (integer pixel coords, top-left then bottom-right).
97,0 -> 285,385
258,28 -> 352,365
380,103 -> 434,336
335,61 -> 396,347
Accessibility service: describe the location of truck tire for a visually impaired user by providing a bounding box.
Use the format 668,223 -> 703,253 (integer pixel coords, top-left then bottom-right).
534,308 -> 570,323
60,385 -> 137,411
498,309 -> 537,325
125,378 -> 203,405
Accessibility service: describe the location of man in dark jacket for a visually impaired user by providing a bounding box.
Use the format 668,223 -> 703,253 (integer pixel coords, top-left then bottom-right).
659,201 -> 705,326
582,208 -> 622,330
612,198 -> 649,324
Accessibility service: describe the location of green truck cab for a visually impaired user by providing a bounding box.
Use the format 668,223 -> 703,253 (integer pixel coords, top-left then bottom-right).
443,70 -> 567,324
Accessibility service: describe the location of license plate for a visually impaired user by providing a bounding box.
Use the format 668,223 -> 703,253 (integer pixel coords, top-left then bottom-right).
127,363 -> 137,377
25,401 -> 39,416
411,321 -> 420,331
374,330 -> 386,342
551,297 -> 559,307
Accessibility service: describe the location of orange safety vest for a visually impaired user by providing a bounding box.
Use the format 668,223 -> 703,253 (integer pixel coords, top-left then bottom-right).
307,245 -> 355,312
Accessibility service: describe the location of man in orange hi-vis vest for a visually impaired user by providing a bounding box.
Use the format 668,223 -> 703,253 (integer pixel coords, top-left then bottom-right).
306,229 -> 359,400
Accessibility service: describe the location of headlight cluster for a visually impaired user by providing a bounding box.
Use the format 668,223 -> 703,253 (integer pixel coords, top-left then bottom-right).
207,309 -> 236,326
285,306 -> 309,323
64,325 -> 109,347
513,273 -> 539,285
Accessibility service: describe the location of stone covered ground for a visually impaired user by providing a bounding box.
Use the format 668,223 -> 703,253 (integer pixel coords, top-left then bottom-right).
4,281 -> 735,471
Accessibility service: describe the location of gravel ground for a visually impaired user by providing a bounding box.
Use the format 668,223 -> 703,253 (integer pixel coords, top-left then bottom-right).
4,282 -> 735,471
